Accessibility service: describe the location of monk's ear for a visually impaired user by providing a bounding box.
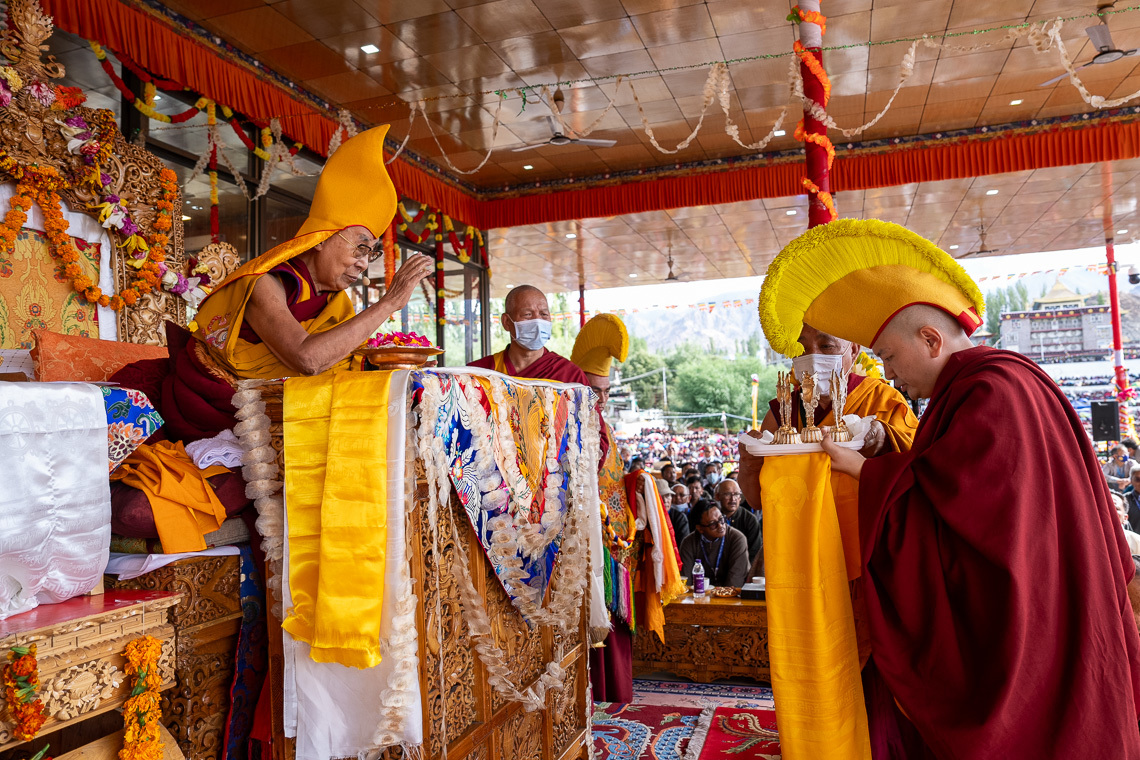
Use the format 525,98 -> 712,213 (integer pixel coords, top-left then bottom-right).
500,313 -> 512,334
917,325 -> 944,358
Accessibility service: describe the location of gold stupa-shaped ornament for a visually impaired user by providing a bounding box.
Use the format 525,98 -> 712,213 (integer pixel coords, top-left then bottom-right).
799,371 -> 823,443
828,369 -> 853,442
773,370 -> 801,445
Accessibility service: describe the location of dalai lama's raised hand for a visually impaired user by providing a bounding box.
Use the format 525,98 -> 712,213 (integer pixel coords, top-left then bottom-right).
856,419 -> 888,458
820,429 -> 866,479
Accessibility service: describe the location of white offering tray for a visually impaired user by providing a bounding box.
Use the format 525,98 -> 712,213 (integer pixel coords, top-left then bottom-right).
737,415 -> 873,457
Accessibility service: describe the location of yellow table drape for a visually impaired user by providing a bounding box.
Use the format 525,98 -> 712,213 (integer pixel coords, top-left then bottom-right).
282,371 -> 393,669
761,452 -> 870,760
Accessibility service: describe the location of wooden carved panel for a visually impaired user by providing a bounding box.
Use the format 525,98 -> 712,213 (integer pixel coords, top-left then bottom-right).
107,556 -> 242,629
550,658 -> 583,758
633,623 -> 770,684
0,593 -> 179,750
494,708 -> 543,760
485,560 -> 544,713
161,621 -> 239,760
415,486 -> 478,758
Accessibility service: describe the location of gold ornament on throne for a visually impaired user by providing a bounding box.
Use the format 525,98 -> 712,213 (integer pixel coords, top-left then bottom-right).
0,0 -> 187,347
191,241 -> 241,287
799,371 -> 822,443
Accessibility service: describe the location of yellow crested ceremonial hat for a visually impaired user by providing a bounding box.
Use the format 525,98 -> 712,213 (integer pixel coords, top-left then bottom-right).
202,125 -> 397,295
758,219 -> 985,357
571,313 -> 629,376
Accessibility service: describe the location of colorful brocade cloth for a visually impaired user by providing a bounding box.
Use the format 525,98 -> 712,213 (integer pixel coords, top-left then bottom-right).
282,370 -> 393,669
761,452 -> 870,760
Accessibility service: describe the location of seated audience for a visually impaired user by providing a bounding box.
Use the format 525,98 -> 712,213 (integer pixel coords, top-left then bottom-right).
678,501 -> 750,588
668,483 -> 691,547
1105,444 -> 1134,490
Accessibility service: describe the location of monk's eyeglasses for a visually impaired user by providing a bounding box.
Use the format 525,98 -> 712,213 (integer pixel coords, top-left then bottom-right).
337,231 -> 382,263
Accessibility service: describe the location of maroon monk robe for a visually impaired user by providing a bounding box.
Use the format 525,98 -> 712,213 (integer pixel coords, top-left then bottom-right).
469,346 -> 588,385
161,259 -> 331,443
859,346 -> 1140,760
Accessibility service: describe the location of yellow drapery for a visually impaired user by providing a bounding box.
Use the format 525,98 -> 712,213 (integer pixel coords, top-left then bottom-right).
818,377 -> 919,581
109,440 -> 230,554
0,230 -> 98,349
282,370 -> 394,668
762,452 -> 870,760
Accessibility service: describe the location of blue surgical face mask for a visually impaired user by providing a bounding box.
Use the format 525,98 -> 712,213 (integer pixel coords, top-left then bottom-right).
512,318 -> 552,351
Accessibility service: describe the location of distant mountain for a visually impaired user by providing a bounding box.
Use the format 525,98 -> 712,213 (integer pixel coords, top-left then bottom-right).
619,289 -> 764,355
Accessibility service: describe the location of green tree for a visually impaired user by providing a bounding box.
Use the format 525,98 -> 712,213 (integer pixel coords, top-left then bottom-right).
619,336 -> 667,408
984,288 -> 1008,338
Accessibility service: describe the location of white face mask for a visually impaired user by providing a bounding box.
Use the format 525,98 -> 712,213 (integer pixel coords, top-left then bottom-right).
511,318 -> 552,351
791,353 -> 846,396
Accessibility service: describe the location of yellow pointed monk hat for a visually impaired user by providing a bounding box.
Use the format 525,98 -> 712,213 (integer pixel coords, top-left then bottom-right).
201,125 -> 397,296
571,313 -> 629,376
758,219 -> 985,357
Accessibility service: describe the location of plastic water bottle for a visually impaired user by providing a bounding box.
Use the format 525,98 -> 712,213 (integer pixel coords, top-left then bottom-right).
692,560 -> 706,596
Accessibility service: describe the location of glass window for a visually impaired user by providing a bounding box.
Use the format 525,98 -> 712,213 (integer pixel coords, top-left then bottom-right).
270,154 -> 322,201
264,192 -> 308,252
442,266 -> 483,367
47,29 -> 121,122
160,160 -> 251,259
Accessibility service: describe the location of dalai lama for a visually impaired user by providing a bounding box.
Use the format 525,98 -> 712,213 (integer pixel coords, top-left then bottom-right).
469,284 -> 587,384
160,126 -> 433,442
759,218 -> 1140,760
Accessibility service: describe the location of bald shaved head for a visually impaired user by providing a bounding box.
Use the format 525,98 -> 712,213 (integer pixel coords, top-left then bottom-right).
880,304 -> 967,343
872,304 -> 976,399
505,285 -> 547,318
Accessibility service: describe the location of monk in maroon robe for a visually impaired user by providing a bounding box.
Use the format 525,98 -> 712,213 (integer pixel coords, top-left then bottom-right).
161,258 -> 335,442
824,304 -> 1140,759
469,284 -> 586,385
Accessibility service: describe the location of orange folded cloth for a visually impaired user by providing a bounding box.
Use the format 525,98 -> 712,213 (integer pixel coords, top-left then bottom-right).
110,440 -> 230,553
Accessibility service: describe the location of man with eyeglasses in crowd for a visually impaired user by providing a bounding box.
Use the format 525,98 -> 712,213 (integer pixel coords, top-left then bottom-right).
714,479 -> 762,565
678,500 -> 750,588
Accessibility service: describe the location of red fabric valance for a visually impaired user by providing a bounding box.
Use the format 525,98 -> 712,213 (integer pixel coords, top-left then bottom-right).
41,0 -> 479,224
468,120 -> 1140,228
34,0 -> 1140,231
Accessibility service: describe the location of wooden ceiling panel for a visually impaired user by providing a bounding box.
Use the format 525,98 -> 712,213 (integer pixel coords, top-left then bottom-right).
170,0 -> 1140,195
455,0 -> 553,42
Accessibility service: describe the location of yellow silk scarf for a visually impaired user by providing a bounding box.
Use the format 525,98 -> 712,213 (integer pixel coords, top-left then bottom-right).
761,452 -> 870,760
282,370 -> 393,668
110,440 -> 230,554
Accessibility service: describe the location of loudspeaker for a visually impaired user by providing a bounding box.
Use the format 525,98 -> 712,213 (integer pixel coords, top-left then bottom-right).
1091,400 -> 1121,442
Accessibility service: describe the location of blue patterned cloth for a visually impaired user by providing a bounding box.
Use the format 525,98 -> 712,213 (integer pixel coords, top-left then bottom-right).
101,385 -> 163,473
411,370 -> 590,620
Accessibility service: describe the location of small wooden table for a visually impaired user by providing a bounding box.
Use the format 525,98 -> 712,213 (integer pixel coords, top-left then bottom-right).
632,593 -> 769,683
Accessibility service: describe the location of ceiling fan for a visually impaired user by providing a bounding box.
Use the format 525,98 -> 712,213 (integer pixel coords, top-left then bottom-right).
958,223 -> 1002,258
664,246 -> 688,281
1039,5 -> 1138,87
511,88 -> 617,153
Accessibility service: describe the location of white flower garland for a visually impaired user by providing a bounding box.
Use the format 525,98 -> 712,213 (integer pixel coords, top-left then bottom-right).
370,397 -> 423,752
232,380 -> 286,618
415,373 -> 597,712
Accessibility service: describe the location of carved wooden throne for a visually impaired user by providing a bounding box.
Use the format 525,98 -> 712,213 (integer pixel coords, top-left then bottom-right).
0,0 -> 186,349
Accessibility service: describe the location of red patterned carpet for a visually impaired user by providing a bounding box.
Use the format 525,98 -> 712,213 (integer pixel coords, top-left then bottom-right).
686,705 -> 781,759
592,703 -> 704,760
592,681 -> 780,759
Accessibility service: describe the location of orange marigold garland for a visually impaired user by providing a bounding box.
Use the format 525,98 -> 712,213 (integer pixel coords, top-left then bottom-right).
0,103 -> 178,311
120,636 -> 164,760
4,645 -> 47,742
